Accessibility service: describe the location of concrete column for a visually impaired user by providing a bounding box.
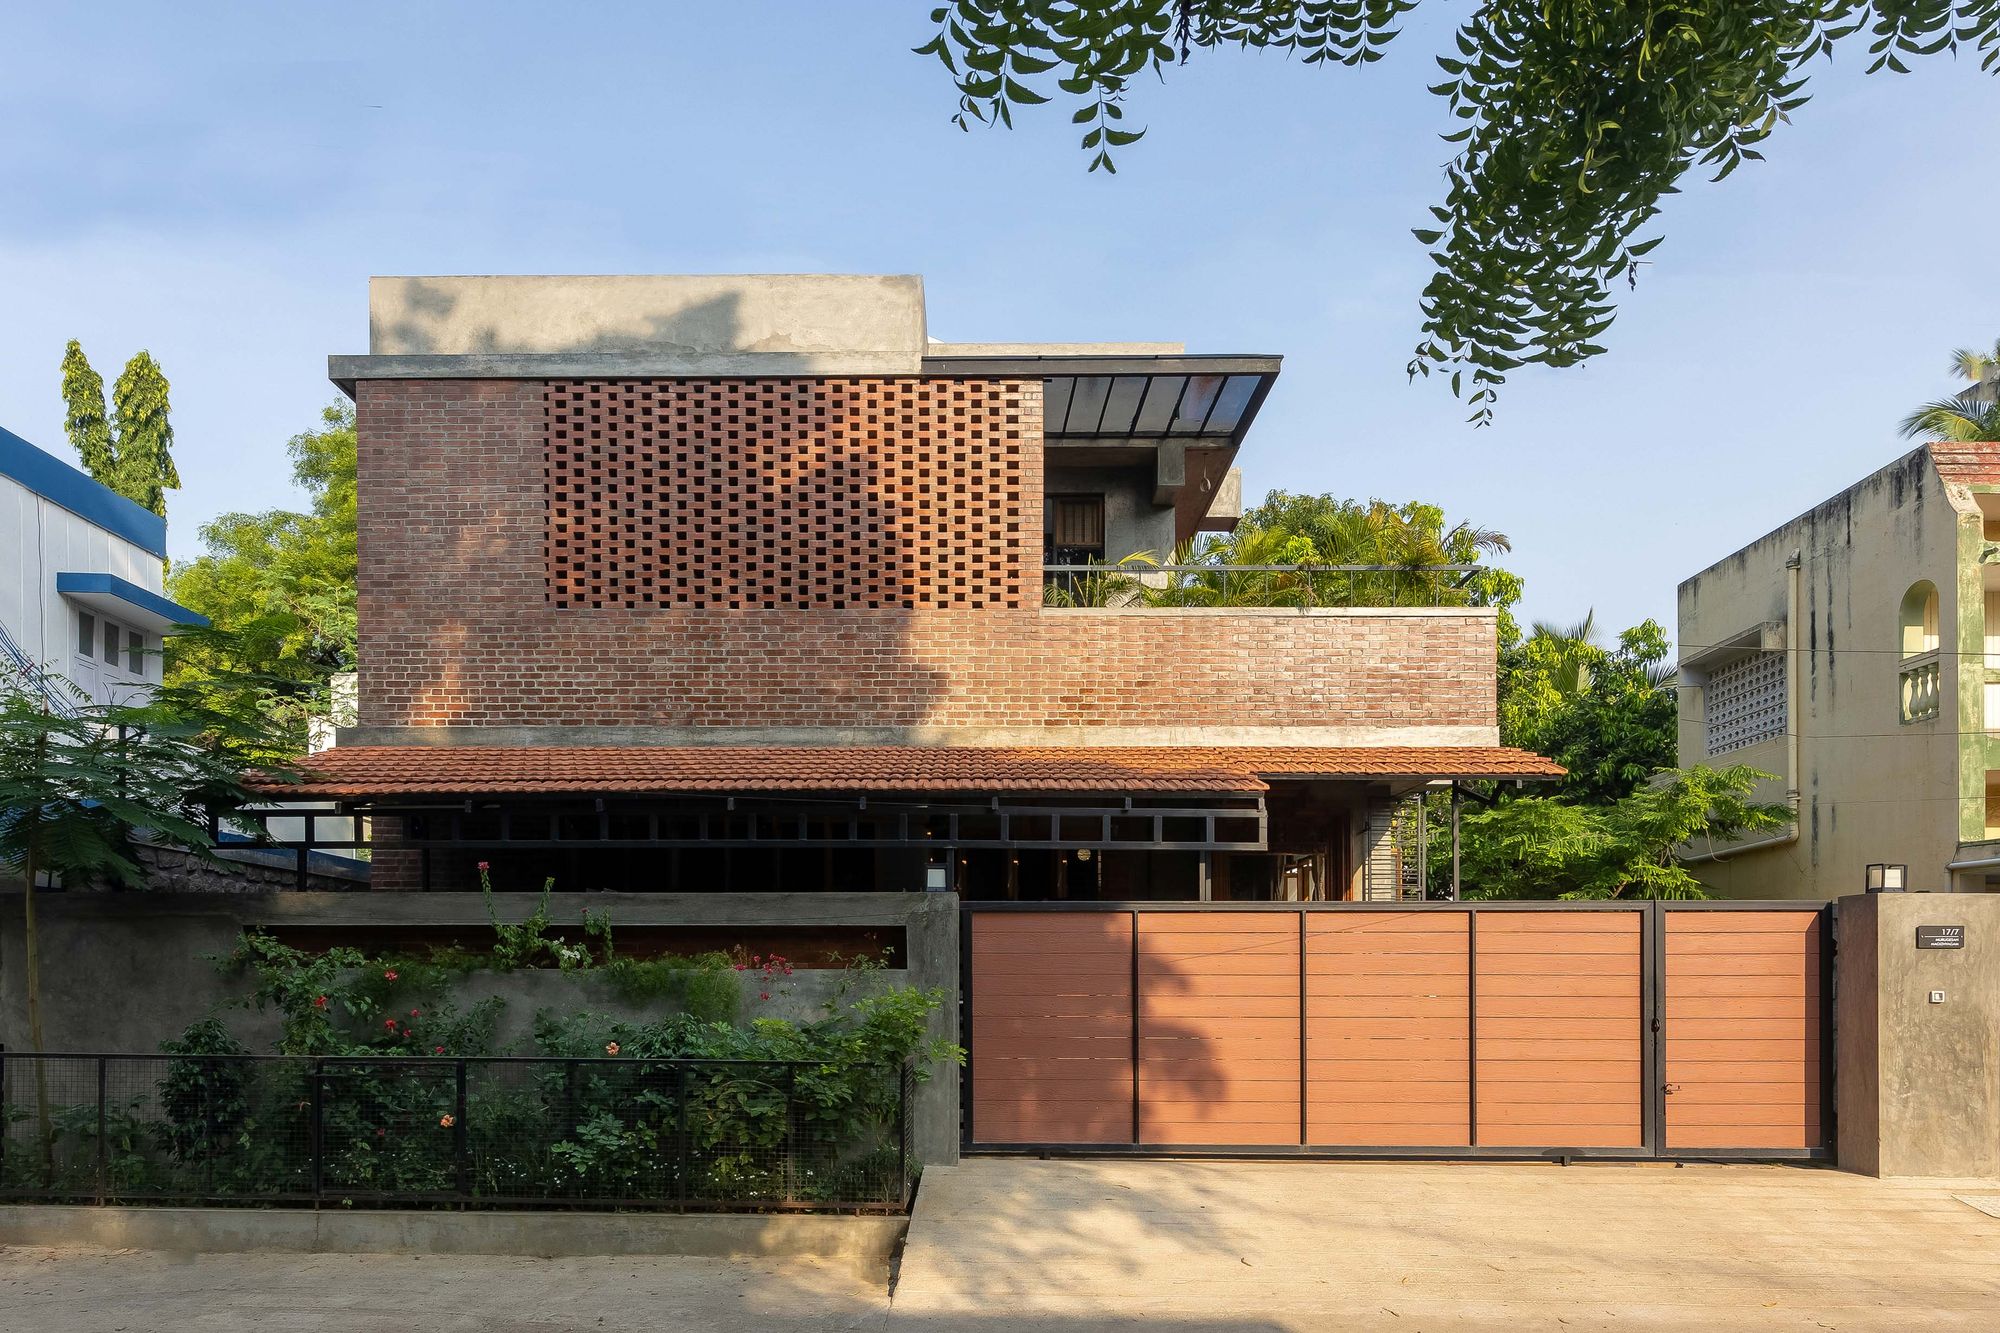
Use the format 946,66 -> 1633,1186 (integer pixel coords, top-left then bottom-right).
1835,892 -> 2000,1176
902,893 -> 962,1167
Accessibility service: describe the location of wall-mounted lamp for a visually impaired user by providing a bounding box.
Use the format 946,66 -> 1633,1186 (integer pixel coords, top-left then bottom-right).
1865,863 -> 1908,893
924,862 -> 951,892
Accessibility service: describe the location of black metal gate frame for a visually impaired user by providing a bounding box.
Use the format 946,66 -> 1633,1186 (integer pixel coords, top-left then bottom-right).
959,899 -> 1836,1162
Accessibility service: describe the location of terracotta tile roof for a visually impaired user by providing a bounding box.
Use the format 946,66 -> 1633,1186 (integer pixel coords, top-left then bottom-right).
1929,441 -> 2000,486
253,745 -> 1562,800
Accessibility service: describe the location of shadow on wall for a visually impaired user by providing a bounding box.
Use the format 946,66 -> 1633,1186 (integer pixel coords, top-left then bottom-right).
376,278 -> 780,359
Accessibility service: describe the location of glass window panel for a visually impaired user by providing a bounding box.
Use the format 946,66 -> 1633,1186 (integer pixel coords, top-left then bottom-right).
1170,376 -> 1224,433
127,630 -> 146,676
1200,376 -> 1261,435
1063,377 -> 1112,434
1132,377 -> 1184,435
1098,376 -> 1149,433
1041,377 -> 1074,430
104,621 -> 121,665
77,611 -> 95,656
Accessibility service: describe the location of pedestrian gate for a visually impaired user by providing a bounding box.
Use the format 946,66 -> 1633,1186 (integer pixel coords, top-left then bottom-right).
962,902 -> 1829,1158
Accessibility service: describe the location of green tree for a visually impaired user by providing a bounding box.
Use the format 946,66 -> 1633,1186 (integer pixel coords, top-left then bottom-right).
1899,339 -> 2000,442
166,404 -> 358,757
57,342 -> 181,517
0,667 -> 276,1164
110,351 -> 179,517
1213,494 -> 1519,612
1500,615 -> 1677,803
918,3 -> 2000,421
59,340 -> 115,488
1453,765 -> 1791,900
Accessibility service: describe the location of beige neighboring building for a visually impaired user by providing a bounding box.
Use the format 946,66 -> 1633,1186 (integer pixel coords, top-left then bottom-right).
1678,441 -> 2000,897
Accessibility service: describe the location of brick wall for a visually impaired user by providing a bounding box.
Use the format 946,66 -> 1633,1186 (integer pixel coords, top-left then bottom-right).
546,379 -> 1032,609
355,379 -> 1497,734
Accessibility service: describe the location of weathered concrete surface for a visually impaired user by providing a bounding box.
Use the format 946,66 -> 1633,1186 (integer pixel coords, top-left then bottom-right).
1837,892 -> 2000,1177
357,274 -> 927,374
0,890 -> 961,1164
892,1159 -> 2000,1330
0,1247 -> 891,1332
0,1205 -> 902,1277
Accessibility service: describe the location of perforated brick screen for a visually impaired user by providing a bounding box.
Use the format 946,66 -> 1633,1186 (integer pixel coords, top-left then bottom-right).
543,379 -> 1034,610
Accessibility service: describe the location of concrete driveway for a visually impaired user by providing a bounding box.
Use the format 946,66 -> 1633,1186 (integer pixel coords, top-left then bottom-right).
4,1160 -> 1999,1330
891,1158 -> 2000,1330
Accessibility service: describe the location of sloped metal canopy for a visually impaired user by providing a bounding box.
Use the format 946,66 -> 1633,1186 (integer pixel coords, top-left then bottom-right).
919,354 -> 1281,447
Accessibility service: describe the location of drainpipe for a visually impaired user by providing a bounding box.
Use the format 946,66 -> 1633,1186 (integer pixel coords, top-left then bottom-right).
1681,829 -> 1801,864
1784,549 -> 1803,816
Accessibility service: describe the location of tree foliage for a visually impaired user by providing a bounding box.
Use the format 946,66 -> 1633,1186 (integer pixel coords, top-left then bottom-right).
110,351 -> 179,517
57,341 -> 180,517
1898,338 -> 2000,442
919,2 -> 2000,421
166,404 -> 358,758
59,340 -> 114,488
0,671 -> 276,1060
1501,615 -> 1677,803
1455,764 -> 1791,899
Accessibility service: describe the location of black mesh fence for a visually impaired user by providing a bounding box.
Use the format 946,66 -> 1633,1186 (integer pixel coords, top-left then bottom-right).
0,1054 -> 911,1212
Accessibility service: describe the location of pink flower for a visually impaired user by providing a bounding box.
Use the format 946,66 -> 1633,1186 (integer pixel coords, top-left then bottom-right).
313,995 -> 328,1009
409,1009 -> 420,1018
439,1114 -> 456,1129
384,1018 -> 398,1031
383,970 -> 399,982
733,963 -> 746,972
476,861 -> 490,872
605,1042 -> 620,1056
375,1128 -> 386,1138
759,991 -> 771,1001
433,1046 -> 445,1055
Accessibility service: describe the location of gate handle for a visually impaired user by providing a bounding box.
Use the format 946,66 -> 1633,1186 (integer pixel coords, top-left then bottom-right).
1663,1083 -> 1682,1095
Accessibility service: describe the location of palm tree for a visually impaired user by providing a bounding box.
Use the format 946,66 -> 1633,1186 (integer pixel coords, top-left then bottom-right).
1899,340 -> 2000,442
1525,612 -> 1602,697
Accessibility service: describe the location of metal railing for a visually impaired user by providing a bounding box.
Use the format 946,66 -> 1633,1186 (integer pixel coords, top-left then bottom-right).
0,619 -> 80,718
1041,563 -> 1484,609
0,1054 -> 912,1213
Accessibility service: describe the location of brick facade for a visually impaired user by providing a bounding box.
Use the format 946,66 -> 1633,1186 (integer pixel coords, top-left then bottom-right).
545,379 -> 1033,610
355,379 -> 1497,735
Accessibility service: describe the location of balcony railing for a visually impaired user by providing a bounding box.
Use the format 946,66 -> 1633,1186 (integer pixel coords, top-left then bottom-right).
1042,563 -> 1486,609
1899,654 -> 1942,723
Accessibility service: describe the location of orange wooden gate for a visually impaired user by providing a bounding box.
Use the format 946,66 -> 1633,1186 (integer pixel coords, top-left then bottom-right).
965,903 -> 1830,1158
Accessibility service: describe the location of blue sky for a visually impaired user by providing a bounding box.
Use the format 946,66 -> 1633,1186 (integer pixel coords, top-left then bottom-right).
2,4 -> 1995,638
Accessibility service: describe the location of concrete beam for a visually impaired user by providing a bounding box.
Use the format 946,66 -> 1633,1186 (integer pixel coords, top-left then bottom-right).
333,723 -> 1505,749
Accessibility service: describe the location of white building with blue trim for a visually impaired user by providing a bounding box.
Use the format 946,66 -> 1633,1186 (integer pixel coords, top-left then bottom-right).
0,424 -> 207,708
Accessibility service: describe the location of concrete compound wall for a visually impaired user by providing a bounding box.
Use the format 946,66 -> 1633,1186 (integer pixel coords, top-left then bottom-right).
0,1205 -> 906,1275
0,890 -> 962,1164
1835,891 -> 2000,1177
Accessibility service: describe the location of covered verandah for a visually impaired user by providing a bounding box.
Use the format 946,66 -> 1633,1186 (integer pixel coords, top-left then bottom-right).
241,745 -> 1561,901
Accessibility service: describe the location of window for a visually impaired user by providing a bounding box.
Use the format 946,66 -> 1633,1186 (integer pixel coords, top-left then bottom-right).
127,630 -> 145,676
76,611 -> 96,657
1045,494 -> 1106,564
1899,581 -> 1940,658
103,620 -> 123,670
1705,652 -> 1787,755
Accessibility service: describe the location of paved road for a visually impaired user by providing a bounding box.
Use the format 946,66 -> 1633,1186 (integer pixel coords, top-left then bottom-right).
5,1160 -> 2000,1330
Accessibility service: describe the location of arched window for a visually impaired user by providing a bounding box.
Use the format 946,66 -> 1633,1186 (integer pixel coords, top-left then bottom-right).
1900,581 -> 1940,658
